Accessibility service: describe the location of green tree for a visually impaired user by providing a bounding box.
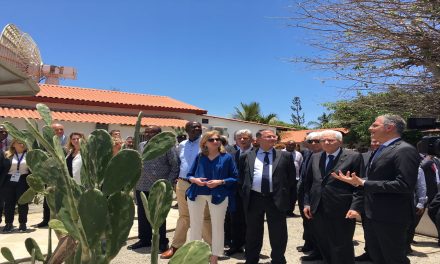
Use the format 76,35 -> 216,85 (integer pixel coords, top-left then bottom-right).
307,112 -> 335,129
324,88 -> 435,146
290,96 -> 305,126
232,101 -> 278,124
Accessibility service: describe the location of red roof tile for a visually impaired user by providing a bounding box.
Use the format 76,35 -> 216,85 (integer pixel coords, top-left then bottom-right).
0,107 -> 188,127
20,84 -> 207,114
280,128 -> 349,143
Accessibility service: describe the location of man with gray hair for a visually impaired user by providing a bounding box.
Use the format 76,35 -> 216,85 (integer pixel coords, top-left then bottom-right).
225,129 -> 253,256
333,114 -> 419,264
304,130 -> 363,263
297,132 -> 322,259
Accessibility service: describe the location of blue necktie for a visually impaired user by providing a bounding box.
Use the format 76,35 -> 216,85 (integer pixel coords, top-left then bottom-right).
261,152 -> 270,194
371,145 -> 386,162
325,154 -> 334,175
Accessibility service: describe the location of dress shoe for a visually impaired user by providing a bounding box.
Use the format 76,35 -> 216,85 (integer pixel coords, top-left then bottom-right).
225,247 -> 244,256
127,240 -> 151,250
18,223 -> 27,232
160,246 -> 178,259
2,223 -> 13,232
296,245 -> 312,252
354,252 -> 371,261
34,221 -> 49,228
300,252 -> 322,261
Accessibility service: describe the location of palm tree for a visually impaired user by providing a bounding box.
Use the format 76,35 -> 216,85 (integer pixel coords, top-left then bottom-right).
232,102 -> 261,122
232,101 -> 277,124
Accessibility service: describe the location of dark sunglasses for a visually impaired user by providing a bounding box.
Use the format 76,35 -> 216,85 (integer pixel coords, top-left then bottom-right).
207,138 -> 221,142
307,139 -> 320,144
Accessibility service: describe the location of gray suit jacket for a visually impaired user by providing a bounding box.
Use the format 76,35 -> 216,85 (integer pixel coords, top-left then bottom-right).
304,148 -> 364,218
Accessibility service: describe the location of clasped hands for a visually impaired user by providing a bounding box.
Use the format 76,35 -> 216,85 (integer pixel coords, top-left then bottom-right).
189,177 -> 223,188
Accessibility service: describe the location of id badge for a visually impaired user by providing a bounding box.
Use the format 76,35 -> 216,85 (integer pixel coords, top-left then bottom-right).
10,172 -> 21,182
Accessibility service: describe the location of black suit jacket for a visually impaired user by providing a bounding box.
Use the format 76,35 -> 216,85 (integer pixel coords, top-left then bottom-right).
0,151 -> 10,189
360,140 -> 419,224
239,148 -> 296,211
304,148 -> 363,218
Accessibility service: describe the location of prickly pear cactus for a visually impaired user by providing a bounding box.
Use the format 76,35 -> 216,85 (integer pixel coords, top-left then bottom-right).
140,180 -> 173,264
169,241 -> 211,264
0,104 -> 177,264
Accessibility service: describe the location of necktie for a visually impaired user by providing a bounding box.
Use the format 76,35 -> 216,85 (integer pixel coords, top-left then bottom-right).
261,152 -> 270,194
0,141 -> 3,150
371,145 -> 386,162
325,154 -> 334,175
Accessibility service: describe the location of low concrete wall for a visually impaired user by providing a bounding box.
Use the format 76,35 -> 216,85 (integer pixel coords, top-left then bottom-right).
416,211 -> 438,238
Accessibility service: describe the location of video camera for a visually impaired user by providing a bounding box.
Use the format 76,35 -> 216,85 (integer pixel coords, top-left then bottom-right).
407,118 -> 440,156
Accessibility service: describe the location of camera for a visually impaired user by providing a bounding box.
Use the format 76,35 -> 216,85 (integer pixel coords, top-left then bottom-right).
407,118 -> 440,156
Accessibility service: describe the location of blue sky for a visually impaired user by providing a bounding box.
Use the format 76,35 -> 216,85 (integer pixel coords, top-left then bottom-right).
1,0 -> 348,124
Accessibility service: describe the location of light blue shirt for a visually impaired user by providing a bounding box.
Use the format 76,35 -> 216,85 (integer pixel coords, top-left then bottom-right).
325,148 -> 341,168
415,167 -> 427,209
177,137 -> 201,179
252,148 -> 273,193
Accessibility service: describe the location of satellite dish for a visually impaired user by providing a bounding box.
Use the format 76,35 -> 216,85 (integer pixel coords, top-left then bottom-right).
0,23 -> 77,96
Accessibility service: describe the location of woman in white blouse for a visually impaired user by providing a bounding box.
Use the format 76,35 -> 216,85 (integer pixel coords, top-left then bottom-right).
65,132 -> 85,184
2,139 -> 30,232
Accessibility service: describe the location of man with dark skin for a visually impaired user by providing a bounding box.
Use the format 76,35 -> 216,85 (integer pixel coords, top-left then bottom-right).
161,122 -> 212,259
285,140 -> 303,217
128,126 -> 179,251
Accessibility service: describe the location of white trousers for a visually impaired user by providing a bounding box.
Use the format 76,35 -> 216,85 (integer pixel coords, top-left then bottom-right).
188,195 -> 228,256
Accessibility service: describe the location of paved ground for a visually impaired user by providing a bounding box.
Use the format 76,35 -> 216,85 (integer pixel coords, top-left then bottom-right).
1,203 -> 440,263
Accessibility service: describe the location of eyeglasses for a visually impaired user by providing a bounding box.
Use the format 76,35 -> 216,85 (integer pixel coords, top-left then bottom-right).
320,139 -> 337,143
307,139 -> 320,144
207,138 -> 221,142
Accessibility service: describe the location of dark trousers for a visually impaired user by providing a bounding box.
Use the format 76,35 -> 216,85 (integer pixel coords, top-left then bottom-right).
245,191 -> 287,264
224,211 -> 232,246
229,192 -> 246,249
364,217 -> 410,264
360,214 -> 369,255
0,190 -> 4,223
42,197 -> 50,223
4,175 -> 30,224
429,206 -> 440,240
136,190 -> 169,246
312,208 -> 355,264
298,181 -> 315,249
406,209 -> 424,251
288,179 -> 298,212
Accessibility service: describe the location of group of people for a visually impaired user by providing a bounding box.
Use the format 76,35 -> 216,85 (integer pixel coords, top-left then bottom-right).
1,114 -> 440,264
0,123 -> 87,232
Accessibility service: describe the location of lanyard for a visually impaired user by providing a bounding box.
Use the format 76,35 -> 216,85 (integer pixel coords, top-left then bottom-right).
15,152 -> 26,172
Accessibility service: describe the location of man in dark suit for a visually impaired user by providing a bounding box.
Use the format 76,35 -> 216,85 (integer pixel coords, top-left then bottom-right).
239,129 -> 296,264
355,139 -> 380,262
297,132 -> 323,260
333,114 -> 419,264
303,130 -> 363,264
225,129 -> 253,256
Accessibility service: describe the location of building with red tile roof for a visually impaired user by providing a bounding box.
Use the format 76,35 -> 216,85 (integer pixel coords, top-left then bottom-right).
0,84 -> 293,140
